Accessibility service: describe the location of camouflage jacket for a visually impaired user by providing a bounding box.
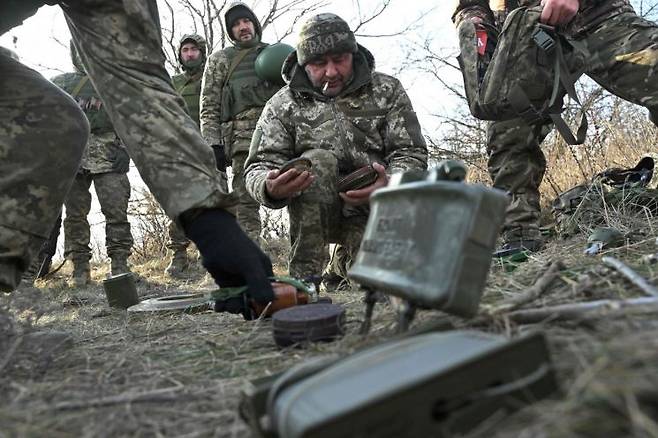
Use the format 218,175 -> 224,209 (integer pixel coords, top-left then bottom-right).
200,41 -> 279,156
51,72 -> 129,174
244,45 -> 428,209
452,0 -> 635,34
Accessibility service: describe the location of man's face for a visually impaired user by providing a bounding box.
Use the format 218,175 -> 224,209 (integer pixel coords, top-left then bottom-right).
304,52 -> 354,97
232,18 -> 256,42
180,42 -> 201,63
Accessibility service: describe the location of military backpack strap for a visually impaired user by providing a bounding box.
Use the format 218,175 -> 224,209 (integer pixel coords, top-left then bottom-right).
70,75 -> 90,99
507,25 -> 588,145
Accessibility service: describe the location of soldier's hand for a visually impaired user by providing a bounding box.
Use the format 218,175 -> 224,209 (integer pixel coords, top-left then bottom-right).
182,208 -> 274,304
339,162 -> 388,206
265,168 -> 315,200
540,0 -> 579,26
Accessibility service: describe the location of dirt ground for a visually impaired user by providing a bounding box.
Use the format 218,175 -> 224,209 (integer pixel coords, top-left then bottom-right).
2,218 -> 658,437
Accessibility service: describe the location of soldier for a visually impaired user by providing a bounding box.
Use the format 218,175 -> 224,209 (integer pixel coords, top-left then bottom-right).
452,0 -> 658,257
1,2 -> 274,306
200,1 -> 283,244
54,43 -> 133,286
244,13 -> 428,284
165,34 -> 208,277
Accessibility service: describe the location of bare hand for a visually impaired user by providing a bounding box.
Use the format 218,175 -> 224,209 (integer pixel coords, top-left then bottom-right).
265,168 -> 315,200
540,0 -> 579,26
339,162 -> 388,206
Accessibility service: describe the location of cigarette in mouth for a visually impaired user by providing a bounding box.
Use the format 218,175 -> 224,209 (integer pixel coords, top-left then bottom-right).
322,82 -> 329,93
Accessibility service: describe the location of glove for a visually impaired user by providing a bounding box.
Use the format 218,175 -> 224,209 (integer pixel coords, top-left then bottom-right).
212,144 -> 228,172
181,208 -> 274,304
213,295 -> 255,320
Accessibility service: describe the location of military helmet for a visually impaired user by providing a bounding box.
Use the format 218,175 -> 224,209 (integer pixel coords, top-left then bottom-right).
178,33 -> 207,66
0,46 -> 19,61
255,43 -> 294,85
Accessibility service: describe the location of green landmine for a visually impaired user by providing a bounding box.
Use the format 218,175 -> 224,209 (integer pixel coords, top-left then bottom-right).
349,163 -> 509,318
241,331 -> 557,438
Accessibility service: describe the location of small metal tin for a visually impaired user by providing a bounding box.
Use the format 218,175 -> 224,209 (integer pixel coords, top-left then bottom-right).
337,165 -> 378,192
103,273 -> 139,309
279,157 -> 313,174
272,303 -> 346,347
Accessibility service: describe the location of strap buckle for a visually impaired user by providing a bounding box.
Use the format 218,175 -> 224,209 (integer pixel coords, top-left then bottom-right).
532,25 -> 556,54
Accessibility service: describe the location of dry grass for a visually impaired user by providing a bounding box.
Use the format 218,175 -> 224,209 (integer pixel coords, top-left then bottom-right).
3,209 -> 658,437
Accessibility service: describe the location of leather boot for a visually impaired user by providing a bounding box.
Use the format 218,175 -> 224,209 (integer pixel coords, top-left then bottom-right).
165,249 -> 190,278
71,261 -> 91,287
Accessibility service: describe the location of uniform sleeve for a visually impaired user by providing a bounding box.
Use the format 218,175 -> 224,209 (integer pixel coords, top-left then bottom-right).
383,79 -> 428,174
244,93 -> 296,209
451,0 -> 494,25
200,51 -> 229,146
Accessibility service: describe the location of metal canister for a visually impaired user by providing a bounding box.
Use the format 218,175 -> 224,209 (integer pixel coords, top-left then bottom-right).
103,273 -> 139,309
348,164 -> 509,317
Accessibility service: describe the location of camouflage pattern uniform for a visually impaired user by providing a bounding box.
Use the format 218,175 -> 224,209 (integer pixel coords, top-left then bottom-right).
200,2 -> 283,243
0,1 -> 234,292
166,34 -> 208,275
245,14 -> 428,280
453,0 -> 658,248
53,44 -> 133,280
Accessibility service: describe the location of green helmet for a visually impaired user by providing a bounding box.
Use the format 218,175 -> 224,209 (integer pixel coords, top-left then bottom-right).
0,46 -> 19,61
255,43 -> 295,85
178,34 -> 207,71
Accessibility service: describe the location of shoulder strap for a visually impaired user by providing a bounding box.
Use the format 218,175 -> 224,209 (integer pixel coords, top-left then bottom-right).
70,75 -> 90,98
223,47 -> 257,88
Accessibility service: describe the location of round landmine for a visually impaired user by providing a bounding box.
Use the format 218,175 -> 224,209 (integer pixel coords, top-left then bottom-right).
279,157 -> 312,174
272,303 -> 346,347
128,293 -> 212,314
337,165 -> 378,192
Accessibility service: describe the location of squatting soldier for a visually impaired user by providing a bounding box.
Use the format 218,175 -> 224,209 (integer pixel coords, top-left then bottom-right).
245,13 -> 428,284
165,34 -> 208,277
53,43 -> 133,286
452,0 -> 658,257
1,1 -> 274,305
201,2 -> 283,244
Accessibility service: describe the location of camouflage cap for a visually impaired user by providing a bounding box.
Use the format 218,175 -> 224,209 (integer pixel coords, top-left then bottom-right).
178,33 -> 207,65
296,13 -> 357,66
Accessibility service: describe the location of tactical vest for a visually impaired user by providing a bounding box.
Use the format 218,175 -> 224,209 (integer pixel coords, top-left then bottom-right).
53,72 -> 113,134
220,44 -> 281,122
173,71 -> 203,126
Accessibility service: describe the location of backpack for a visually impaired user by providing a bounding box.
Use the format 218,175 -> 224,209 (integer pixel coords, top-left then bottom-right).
457,6 -> 588,145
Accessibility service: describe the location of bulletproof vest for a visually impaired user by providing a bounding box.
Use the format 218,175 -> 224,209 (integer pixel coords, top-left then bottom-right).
54,72 -> 113,134
220,45 -> 281,122
173,71 -> 203,126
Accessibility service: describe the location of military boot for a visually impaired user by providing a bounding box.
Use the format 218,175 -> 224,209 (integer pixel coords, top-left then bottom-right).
165,249 -> 190,278
71,261 -> 91,287
111,258 -> 130,276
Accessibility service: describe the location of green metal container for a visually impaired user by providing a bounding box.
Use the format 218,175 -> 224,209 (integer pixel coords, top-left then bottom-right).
241,331 -> 557,438
348,167 -> 509,317
103,273 -> 139,309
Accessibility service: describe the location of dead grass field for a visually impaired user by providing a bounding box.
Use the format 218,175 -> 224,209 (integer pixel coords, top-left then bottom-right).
3,211 -> 658,437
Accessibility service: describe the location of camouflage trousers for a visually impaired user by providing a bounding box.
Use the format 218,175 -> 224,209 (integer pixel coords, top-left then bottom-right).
288,149 -> 368,279
232,150 -> 262,243
64,171 -> 133,264
0,0 -> 232,291
482,9 -> 658,243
